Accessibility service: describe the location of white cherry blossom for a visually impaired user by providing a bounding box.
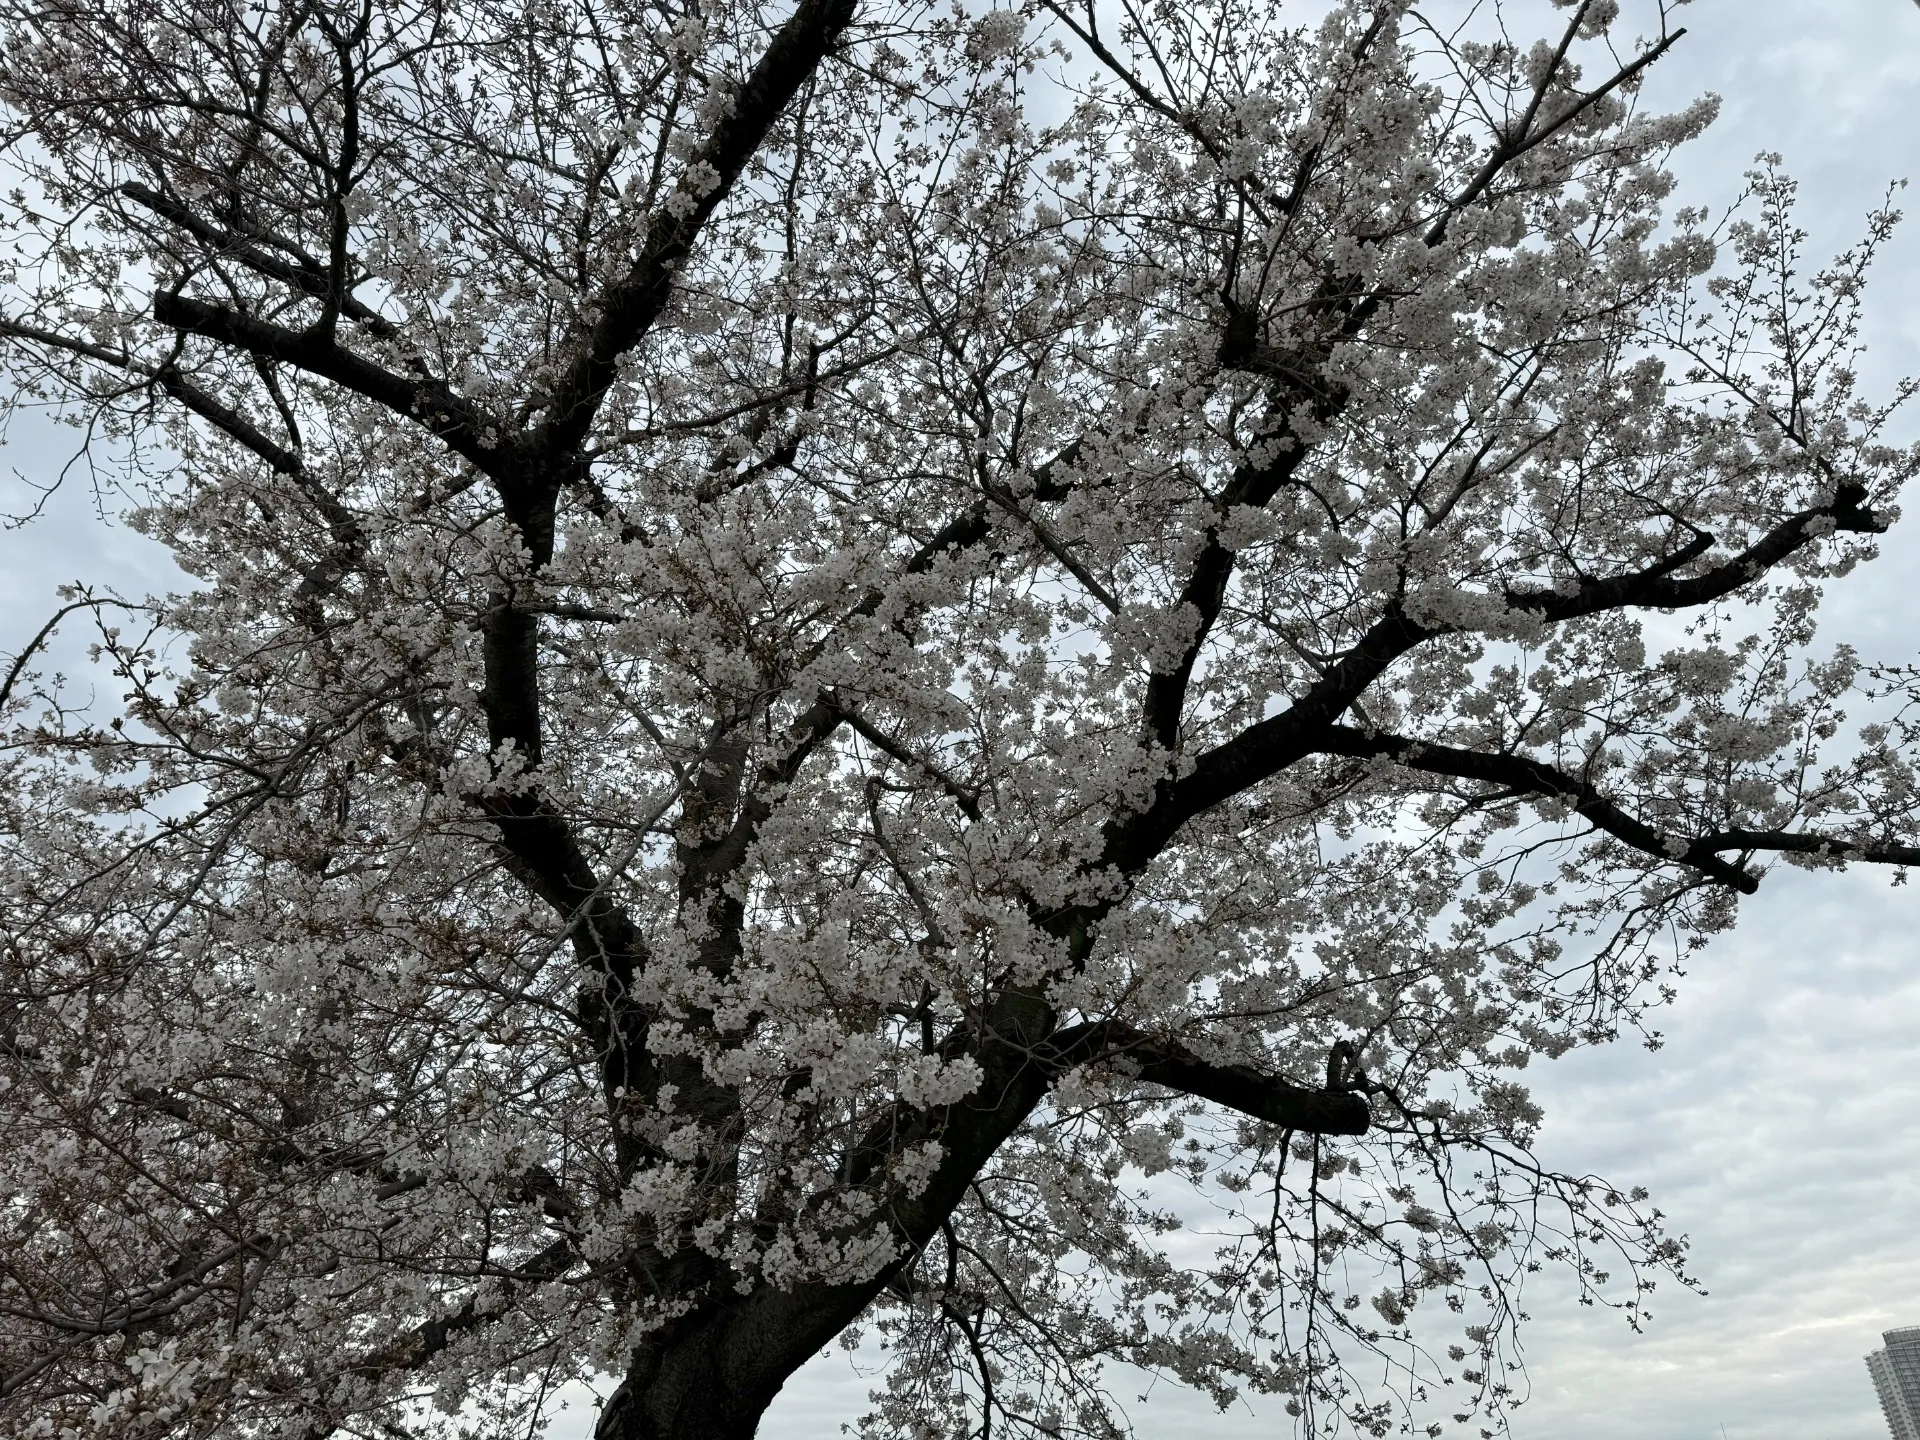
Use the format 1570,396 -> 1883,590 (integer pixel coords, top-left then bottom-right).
0,1 -> 1916,1438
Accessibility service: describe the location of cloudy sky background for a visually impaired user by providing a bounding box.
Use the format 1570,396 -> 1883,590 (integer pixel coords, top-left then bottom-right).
3,2 -> 1918,1438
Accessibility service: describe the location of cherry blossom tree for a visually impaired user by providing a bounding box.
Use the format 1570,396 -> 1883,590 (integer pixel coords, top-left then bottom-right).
1,0 -> 1915,1436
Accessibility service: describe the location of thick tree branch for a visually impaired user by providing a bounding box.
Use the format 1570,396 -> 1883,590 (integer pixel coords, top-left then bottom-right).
1111,481 -> 1888,879
1505,482 -> 1887,621
343,1237 -> 573,1379
1314,724 -> 1762,893
833,701 -> 983,821
537,0 -> 858,454
1110,605 -> 1435,873
1140,385 -> 1344,754
1044,1020 -> 1370,1135
679,699 -> 845,898
149,293 -> 504,473
0,312 -> 363,586
1135,17 -> 1693,763
658,1001 -> 1369,1416
1423,14 -> 1686,250
120,182 -> 400,340
1692,827 -> 1920,870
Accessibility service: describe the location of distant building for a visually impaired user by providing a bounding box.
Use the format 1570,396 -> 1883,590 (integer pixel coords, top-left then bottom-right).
1869,1328 -> 1920,1440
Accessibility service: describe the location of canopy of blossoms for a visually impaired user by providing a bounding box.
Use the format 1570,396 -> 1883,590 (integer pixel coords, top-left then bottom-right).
0,0 -> 1915,1437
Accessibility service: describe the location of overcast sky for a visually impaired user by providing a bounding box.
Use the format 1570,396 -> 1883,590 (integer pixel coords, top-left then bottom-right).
2,3 -> 1917,1439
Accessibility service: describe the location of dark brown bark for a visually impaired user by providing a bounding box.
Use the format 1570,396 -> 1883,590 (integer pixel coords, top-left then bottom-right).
590,1002 -> 1369,1439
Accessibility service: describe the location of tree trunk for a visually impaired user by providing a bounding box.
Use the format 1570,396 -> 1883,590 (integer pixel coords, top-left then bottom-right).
593,1287 -> 869,1440
593,1328 -> 765,1440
